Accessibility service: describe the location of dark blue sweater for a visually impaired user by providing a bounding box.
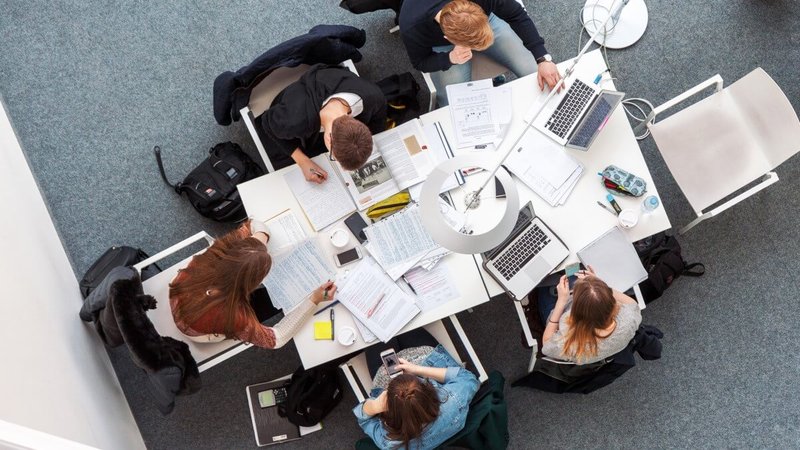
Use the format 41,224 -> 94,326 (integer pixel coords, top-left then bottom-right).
398,0 -> 548,73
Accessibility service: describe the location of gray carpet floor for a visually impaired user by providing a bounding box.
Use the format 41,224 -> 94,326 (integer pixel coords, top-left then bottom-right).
3,0 -> 800,448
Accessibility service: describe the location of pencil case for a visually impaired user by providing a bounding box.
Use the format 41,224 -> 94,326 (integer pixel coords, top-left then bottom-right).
601,165 -> 647,197
366,191 -> 411,220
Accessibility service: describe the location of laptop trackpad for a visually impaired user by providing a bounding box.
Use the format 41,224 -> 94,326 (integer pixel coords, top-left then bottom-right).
526,257 -> 553,284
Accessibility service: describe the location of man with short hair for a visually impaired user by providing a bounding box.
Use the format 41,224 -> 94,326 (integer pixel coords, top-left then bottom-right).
260,64 -> 386,183
400,0 -> 561,106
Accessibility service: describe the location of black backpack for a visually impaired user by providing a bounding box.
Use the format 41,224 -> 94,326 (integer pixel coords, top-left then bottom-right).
634,232 -> 705,303
278,366 -> 343,427
79,246 -> 161,298
154,142 -> 263,222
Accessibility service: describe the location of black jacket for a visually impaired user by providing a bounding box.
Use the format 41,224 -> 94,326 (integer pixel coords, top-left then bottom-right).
511,325 -> 663,394
259,64 -> 386,168
213,25 -> 367,126
80,272 -> 201,414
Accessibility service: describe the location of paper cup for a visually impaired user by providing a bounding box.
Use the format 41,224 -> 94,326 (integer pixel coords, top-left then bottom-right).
337,326 -> 356,346
330,228 -> 349,248
618,208 -> 639,229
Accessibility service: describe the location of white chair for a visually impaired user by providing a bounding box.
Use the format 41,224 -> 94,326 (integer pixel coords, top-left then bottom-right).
646,67 -> 800,234
239,60 -> 359,173
339,315 -> 487,402
132,231 -> 256,372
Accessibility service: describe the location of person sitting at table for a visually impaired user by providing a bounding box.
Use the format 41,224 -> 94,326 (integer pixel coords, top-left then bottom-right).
541,266 -> 642,364
399,0 -> 562,106
353,329 -> 480,450
169,220 -> 335,349
260,64 -> 387,183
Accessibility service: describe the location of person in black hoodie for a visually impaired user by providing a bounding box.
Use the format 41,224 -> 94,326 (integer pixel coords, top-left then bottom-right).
260,64 -> 386,183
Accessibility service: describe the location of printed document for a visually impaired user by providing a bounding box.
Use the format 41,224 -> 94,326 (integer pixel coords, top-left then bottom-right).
336,257 -> 420,342
404,264 -> 459,313
364,204 -> 439,276
284,155 -> 355,231
264,238 -> 336,312
264,210 -> 308,253
446,79 -> 512,148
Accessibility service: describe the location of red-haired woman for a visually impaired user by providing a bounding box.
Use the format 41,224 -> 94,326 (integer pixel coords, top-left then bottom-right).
541,266 -> 642,364
169,220 -> 334,349
353,329 -> 480,449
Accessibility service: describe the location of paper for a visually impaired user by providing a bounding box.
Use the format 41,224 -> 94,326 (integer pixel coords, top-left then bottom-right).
299,423 -> 323,436
353,317 -> 377,343
364,204 -> 439,275
336,257 -> 420,342
577,226 -> 648,292
404,264 -> 459,313
264,210 -> 307,253
446,80 -> 512,148
263,239 -> 336,311
284,155 -> 356,231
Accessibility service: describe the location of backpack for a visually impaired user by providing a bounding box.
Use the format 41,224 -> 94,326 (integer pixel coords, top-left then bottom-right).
634,232 -> 705,303
79,246 -> 161,298
153,142 -> 263,222
377,72 -> 421,128
278,366 -> 343,427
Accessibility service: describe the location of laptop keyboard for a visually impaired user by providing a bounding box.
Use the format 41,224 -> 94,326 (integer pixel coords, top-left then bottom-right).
545,79 -> 594,138
493,224 -> 551,281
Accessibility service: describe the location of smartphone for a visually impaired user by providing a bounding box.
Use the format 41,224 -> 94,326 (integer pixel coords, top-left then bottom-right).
380,348 -> 403,378
344,212 -> 369,244
335,247 -> 362,267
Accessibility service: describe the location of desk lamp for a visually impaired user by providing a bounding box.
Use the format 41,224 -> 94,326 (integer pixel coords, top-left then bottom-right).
419,0 -> 632,254
582,0 -> 648,50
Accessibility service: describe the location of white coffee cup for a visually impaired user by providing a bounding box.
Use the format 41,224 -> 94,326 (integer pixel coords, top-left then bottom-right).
337,326 -> 356,346
330,228 -> 349,248
618,208 -> 639,229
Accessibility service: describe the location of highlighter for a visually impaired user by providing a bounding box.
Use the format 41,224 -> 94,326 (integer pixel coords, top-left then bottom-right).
606,194 -> 622,215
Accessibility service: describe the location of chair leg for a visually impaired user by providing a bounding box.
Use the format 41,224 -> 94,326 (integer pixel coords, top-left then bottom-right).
527,342 -> 537,374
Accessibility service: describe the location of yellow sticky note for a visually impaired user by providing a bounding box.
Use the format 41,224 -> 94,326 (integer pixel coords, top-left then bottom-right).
314,321 -> 333,340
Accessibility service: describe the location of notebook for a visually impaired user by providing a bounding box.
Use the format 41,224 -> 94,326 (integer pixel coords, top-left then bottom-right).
576,226 -> 647,292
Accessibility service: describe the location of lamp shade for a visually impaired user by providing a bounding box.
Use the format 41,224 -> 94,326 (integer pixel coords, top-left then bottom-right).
419,154 -> 519,254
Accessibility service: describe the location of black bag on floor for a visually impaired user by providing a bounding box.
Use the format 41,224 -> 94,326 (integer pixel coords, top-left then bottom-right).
79,246 -> 161,298
634,232 -> 705,303
153,142 -> 263,223
279,366 -> 343,427
377,72 -> 421,127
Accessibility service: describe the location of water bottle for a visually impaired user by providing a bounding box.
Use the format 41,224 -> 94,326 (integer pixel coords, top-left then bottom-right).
641,195 -> 660,213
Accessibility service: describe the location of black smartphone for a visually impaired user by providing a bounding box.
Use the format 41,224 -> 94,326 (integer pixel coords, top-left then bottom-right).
344,212 -> 369,244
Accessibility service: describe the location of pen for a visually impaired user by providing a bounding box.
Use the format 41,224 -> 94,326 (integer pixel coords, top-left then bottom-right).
366,293 -> 386,318
309,168 -> 324,178
596,201 -> 616,217
313,299 -> 340,316
401,275 -> 418,295
330,308 -> 335,341
606,194 -> 622,215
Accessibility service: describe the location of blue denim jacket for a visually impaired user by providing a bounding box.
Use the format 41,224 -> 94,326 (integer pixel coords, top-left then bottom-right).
352,345 -> 480,450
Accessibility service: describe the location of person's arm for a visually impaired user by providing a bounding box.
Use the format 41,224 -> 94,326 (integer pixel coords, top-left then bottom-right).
490,0 -> 547,59
401,25 -> 453,73
353,391 -> 391,449
542,275 -> 570,344
291,149 -> 328,183
613,288 -> 638,306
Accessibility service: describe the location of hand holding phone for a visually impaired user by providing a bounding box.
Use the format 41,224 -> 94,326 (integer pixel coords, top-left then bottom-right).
380,349 -> 403,378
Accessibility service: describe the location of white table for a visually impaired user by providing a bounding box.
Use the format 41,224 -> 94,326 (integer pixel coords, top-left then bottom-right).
238,172 -> 493,369
419,49 -> 671,299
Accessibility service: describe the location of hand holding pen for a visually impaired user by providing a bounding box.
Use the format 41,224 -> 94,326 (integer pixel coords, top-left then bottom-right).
311,280 -> 337,305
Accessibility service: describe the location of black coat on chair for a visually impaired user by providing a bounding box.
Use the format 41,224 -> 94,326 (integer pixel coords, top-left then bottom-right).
213,24 -> 367,126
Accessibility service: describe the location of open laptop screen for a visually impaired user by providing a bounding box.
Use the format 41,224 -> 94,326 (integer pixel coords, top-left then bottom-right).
567,91 -> 625,150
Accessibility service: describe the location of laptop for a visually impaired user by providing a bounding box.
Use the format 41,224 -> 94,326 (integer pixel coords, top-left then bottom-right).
482,202 -> 569,300
529,75 -> 625,151
246,379 -> 300,447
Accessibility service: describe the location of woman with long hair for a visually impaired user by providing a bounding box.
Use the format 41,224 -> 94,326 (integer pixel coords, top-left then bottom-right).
541,266 -> 642,364
169,220 -> 335,349
353,329 -> 480,450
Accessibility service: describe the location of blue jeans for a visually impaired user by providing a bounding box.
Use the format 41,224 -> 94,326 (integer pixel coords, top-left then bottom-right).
429,13 -> 538,106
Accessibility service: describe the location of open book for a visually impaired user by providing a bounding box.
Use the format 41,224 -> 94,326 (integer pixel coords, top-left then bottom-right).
331,119 -> 439,210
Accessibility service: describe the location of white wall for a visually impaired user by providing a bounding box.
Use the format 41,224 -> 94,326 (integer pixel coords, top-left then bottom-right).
0,100 -> 146,450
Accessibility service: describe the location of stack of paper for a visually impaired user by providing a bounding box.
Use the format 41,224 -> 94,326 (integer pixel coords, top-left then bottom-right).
364,204 -> 441,280
336,257 -> 420,342
505,129 -> 584,206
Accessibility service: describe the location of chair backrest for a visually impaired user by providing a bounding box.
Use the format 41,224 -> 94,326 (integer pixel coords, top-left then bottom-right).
247,64 -> 312,118
649,68 -> 800,213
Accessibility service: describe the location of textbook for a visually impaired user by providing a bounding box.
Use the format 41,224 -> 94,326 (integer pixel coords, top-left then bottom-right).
331,118 -> 439,210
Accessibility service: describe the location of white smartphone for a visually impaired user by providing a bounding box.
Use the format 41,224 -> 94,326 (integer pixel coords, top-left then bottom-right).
335,247 -> 362,267
380,348 -> 403,378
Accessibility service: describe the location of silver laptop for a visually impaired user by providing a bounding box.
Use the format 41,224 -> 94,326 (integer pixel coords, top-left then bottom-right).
530,76 -> 625,151
482,202 -> 569,300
